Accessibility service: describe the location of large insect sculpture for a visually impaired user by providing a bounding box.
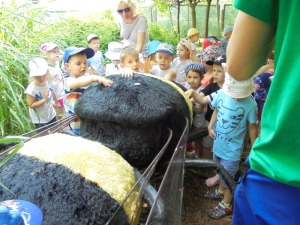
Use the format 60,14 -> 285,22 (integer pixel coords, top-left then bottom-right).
0,74 -> 235,224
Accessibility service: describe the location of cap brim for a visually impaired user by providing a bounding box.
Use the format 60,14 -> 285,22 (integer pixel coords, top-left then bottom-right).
82,48 -> 95,59
156,49 -> 173,56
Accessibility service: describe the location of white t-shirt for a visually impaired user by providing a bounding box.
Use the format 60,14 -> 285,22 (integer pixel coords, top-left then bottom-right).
90,51 -> 105,76
24,82 -> 56,124
118,15 -> 150,57
48,65 -> 64,100
150,65 -> 178,81
172,57 -> 192,86
106,63 -> 121,75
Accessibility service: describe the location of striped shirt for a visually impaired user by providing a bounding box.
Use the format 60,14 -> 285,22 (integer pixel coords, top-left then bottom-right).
64,74 -> 87,135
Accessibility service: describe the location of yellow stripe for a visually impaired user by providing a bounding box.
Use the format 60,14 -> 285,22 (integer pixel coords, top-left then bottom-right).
19,133 -> 139,223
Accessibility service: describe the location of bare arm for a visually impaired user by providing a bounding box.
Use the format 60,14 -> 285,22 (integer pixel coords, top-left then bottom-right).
190,50 -> 197,62
248,122 -> 258,146
26,90 -> 48,109
67,75 -> 113,90
136,32 -> 146,53
164,71 -> 176,81
208,108 -> 218,138
227,11 -> 276,80
185,89 -> 209,104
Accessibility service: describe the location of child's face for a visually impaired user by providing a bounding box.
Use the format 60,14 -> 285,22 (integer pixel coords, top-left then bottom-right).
155,52 -> 174,70
190,34 -> 200,43
88,39 -> 100,52
176,44 -> 190,60
186,70 -> 202,89
65,54 -> 88,78
33,70 -> 49,84
121,54 -> 140,72
213,64 -> 225,84
46,47 -> 60,63
111,59 -> 120,66
225,31 -> 232,40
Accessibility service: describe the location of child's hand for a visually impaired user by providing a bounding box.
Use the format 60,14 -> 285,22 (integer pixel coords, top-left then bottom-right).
53,102 -> 61,108
97,77 -> 114,87
185,89 -> 195,99
208,128 -> 215,138
42,90 -> 49,101
121,68 -> 135,77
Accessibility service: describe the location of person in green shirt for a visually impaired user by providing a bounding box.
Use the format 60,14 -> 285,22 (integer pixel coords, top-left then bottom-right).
227,0 -> 300,224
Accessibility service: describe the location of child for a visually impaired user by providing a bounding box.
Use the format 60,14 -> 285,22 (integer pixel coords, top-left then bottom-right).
186,56 -> 227,186
105,41 -> 122,75
87,33 -> 105,76
205,73 -> 257,220
63,47 -> 113,135
142,40 -> 161,73
220,26 -> 233,55
25,57 -> 59,132
117,46 -> 141,77
184,62 -> 207,158
172,40 -> 193,86
150,42 -> 177,81
186,28 -> 200,62
199,45 -> 222,87
40,42 -> 65,119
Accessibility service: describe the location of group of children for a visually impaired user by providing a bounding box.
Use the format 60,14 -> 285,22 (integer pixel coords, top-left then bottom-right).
25,25 -> 272,220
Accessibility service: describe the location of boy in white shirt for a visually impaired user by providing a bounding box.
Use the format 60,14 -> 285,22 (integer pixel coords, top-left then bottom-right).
150,42 -> 177,81
87,33 -> 106,76
105,41 -> 122,75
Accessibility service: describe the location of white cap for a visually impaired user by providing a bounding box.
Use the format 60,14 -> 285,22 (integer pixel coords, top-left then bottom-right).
29,57 -> 48,77
222,72 -> 255,98
40,42 -> 59,52
104,42 -> 122,60
87,33 -> 98,42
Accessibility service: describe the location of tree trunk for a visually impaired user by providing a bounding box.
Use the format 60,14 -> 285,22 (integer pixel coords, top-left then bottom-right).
204,0 -> 212,37
191,4 -> 197,28
177,1 -> 180,36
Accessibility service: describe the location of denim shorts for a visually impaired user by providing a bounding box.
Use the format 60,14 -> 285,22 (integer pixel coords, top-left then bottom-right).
213,154 -> 240,188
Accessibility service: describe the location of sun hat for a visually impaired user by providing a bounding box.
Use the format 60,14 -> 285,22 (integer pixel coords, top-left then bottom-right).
223,26 -> 233,35
184,62 -> 207,75
222,72 -> 255,98
63,47 -> 95,63
186,28 -> 200,38
178,39 -> 192,52
29,57 -> 48,77
105,42 -> 123,60
40,42 -> 59,52
202,36 -> 221,50
199,45 -> 222,65
147,40 -> 161,56
156,42 -> 174,56
87,33 -> 99,42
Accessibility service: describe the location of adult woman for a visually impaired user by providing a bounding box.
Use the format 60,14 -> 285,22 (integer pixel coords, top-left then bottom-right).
116,0 -> 149,58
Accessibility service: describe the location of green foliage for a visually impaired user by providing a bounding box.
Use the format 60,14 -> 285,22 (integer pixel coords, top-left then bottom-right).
50,10 -> 122,54
0,1 -> 67,136
148,23 -> 180,48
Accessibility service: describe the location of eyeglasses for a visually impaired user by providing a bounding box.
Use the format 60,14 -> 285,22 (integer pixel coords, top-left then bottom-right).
117,7 -> 130,14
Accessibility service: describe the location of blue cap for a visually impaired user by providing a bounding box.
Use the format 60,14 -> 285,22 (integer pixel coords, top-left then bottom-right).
63,47 -> 95,63
156,42 -> 174,56
184,62 -> 207,75
147,40 -> 161,56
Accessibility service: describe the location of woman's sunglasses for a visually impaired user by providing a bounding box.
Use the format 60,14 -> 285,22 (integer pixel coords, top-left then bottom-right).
117,7 -> 130,14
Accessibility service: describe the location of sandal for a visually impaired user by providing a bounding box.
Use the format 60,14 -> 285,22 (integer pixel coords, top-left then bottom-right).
205,174 -> 219,187
204,189 -> 224,200
207,202 -> 232,220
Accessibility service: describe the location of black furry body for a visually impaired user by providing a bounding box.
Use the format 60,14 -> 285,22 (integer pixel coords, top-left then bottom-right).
75,74 -> 191,168
0,153 -> 129,225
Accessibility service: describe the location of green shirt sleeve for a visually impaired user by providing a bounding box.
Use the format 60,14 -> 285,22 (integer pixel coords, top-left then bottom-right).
233,0 -> 278,27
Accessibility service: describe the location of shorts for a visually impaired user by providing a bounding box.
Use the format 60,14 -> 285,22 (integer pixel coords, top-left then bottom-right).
202,120 -> 213,148
213,154 -> 239,189
233,166 -> 300,225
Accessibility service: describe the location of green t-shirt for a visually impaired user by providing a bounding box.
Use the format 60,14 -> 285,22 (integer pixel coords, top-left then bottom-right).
234,0 -> 300,187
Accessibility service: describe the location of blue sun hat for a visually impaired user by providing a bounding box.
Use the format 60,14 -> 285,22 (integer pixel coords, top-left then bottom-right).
0,199 -> 43,225
156,42 -> 174,56
63,47 -> 95,63
147,40 -> 161,57
184,62 -> 207,75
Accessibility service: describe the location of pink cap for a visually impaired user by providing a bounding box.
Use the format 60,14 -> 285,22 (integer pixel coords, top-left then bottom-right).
40,42 -> 59,52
